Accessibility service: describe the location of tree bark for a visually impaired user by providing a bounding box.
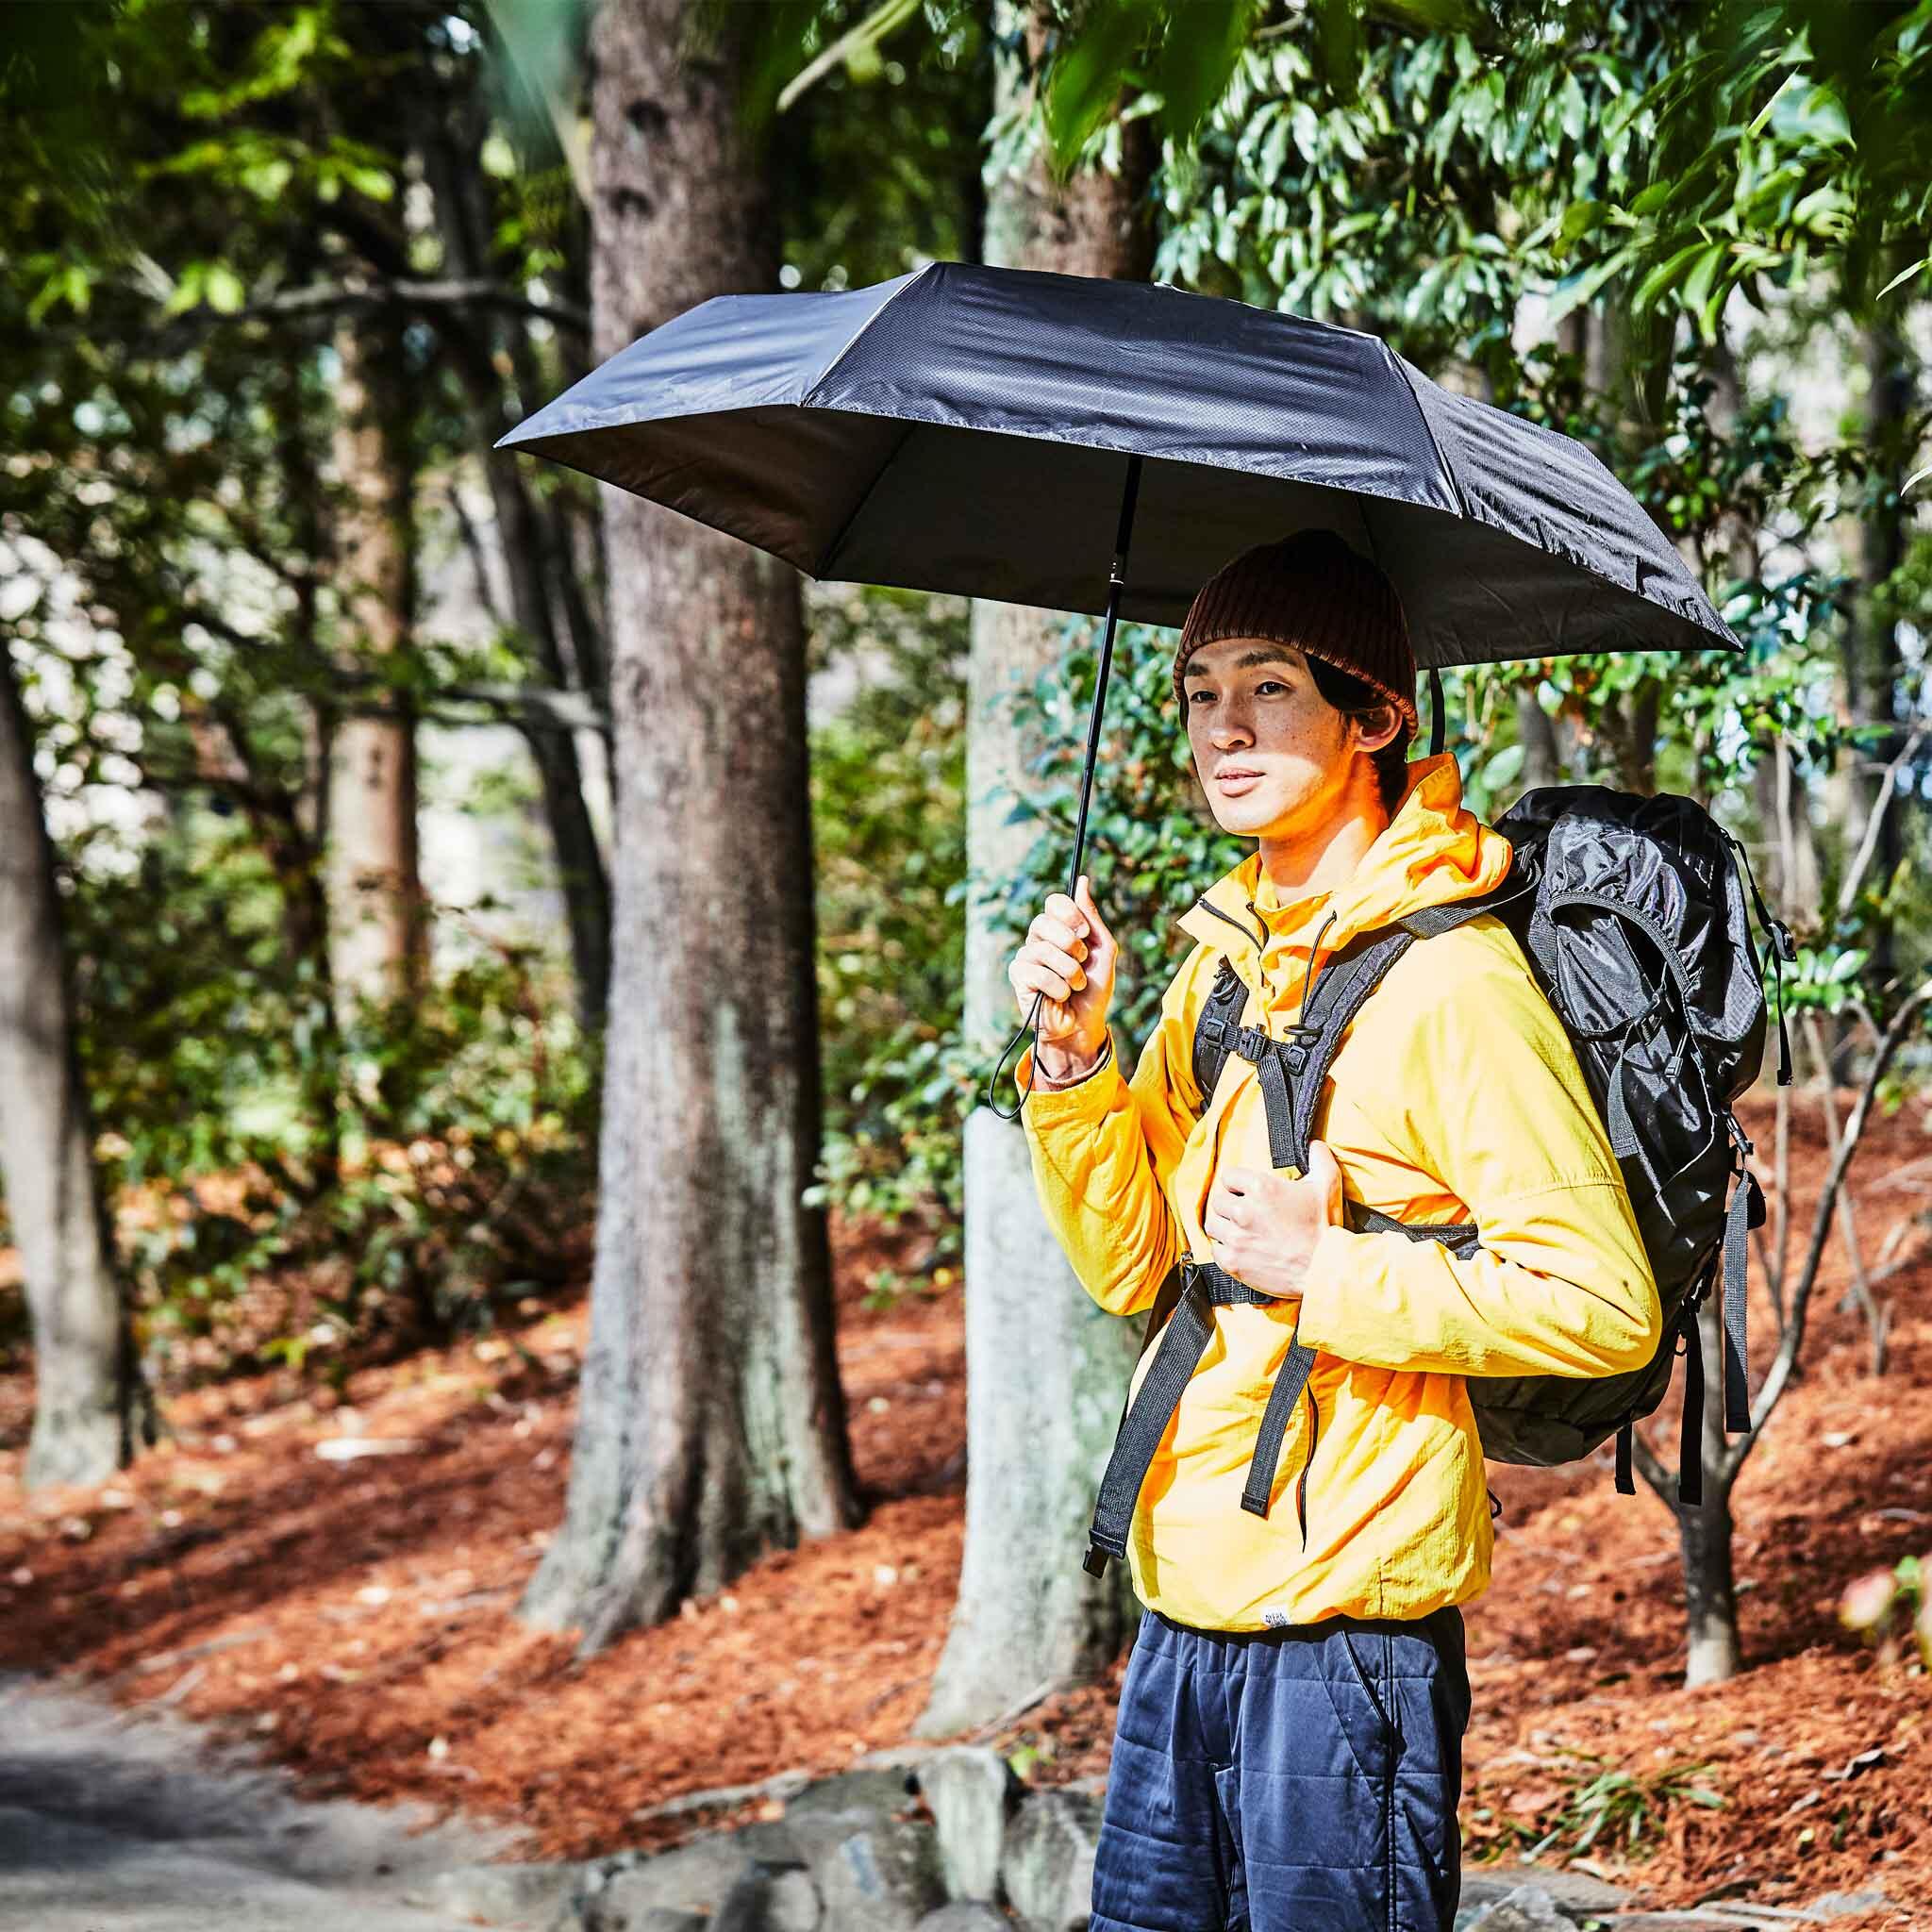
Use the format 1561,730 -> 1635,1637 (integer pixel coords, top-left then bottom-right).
918,2 -> 1154,1736
1514,686 -> 1562,791
519,0 -> 858,1652
1840,316 -> 1913,995
1679,1296 -> 1743,1685
326,317 -> 424,1009
0,654 -> 140,1489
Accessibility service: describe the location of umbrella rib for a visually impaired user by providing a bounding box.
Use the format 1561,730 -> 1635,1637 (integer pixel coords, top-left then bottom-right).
1384,348 -> 1471,525
800,260 -> 935,410
814,420 -> 919,578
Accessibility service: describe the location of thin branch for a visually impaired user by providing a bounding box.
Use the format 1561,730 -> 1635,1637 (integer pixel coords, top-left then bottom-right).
1629,1424 -> 1677,1507
433,683 -> 607,733
1837,724 -> 1929,918
1800,1012 -> 1884,1348
1724,979 -> 1932,1483
54,277 -> 590,350
262,276 -> 589,334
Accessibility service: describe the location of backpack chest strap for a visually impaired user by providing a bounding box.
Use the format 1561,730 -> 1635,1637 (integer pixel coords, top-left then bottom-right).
1217,924 -> 1421,1173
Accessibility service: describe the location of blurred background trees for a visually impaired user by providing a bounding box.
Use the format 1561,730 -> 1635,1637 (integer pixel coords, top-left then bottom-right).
1,0 -> 1927,1696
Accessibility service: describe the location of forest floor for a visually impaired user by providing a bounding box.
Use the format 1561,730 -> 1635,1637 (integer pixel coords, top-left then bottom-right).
1,1089 -> 1929,1928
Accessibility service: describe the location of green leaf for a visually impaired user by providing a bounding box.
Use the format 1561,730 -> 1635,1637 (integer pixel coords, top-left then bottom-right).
204,263 -> 247,313
1558,72 -> 1588,144
1679,242 -> 1725,323
1483,743 -> 1524,792
1877,255 -> 1929,301
1542,252 -> 1625,330
1156,0 -> 1264,145
160,260 -> 208,318
1042,0 -> 1160,175
1309,0 -> 1366,110
1560,199 -> 1607,242
1631,239 -> 1708,314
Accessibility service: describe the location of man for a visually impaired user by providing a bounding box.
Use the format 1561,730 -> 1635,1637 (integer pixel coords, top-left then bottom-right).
1006,529 -> 1661,1932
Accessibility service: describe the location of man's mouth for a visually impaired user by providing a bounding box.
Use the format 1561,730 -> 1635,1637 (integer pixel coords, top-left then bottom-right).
1215,766 -> 1263,793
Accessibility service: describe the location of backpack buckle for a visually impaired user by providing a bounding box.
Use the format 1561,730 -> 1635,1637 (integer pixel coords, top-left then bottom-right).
1280,1019 -> 1323,1078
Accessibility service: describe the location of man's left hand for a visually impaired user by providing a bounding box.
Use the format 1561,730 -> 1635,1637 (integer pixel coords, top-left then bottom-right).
1201,1141 -> 1345,1302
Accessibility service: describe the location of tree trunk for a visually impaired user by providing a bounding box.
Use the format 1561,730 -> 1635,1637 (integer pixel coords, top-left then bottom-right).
1679,1296 -> 1743,1686
420,104 -> 613,1026
519,0 -> 858,1652
1840,317 -> 1912,995
326,317 -> 424,1010
0,655 -> 139,1489
918,2 -> 1154,1735
1514,686 -> 1562,792
1712,327 -> 1824,923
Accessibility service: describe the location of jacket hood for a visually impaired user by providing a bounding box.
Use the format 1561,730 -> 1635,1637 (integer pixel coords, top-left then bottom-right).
1174,750 -> 1514,967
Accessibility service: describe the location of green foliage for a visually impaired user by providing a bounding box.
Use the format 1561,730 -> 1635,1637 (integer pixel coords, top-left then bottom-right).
57,814 -> 597,1379
1525,1757 -> 1724,1862
1569,0 -> 1932,327
1840,1551 -> 1932,1674
1153,4 -> 1681,367
1467,1752 -> 1724,1867
808,586 -> 972,1286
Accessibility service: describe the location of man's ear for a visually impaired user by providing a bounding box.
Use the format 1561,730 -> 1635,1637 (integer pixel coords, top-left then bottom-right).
1351,701 -> 1404,756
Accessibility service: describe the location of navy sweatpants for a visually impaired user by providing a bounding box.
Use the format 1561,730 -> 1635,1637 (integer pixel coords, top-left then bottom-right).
1091,1605 -> 1471,1932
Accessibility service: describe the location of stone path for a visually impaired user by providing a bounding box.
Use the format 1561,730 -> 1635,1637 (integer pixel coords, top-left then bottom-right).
0,1672 -> 520,1931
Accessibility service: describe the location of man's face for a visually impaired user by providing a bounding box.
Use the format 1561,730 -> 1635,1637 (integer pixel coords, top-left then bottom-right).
1181,636 -> 1396,839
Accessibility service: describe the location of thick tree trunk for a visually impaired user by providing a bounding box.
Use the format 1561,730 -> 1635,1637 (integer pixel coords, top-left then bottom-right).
918,3 -> 1153,1735
0,656 -> 137,1489
519,0 -> 858,1651
327,318 -> 424,1010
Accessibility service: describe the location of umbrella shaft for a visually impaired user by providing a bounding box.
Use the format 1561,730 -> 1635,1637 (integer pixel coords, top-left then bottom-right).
984,451 -> 1141,1124
1065,454 -> 1144,898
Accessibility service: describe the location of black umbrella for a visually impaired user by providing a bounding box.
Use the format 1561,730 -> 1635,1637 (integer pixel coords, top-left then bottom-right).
497,259 -> 1741,1109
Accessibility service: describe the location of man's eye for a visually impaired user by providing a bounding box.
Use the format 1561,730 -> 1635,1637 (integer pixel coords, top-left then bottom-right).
1255,679 -> 1289,694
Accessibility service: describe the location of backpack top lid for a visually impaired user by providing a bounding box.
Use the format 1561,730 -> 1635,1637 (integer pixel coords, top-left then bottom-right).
1496,784 -> 1791,1110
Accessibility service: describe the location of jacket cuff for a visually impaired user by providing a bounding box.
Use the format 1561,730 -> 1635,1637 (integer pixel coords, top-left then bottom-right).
1291,1220 -> 1364,1354
1013,1028 -> 1118,1117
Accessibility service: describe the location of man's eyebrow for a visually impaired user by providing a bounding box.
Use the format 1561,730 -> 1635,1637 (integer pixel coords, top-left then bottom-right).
1184,646 -> 1299,679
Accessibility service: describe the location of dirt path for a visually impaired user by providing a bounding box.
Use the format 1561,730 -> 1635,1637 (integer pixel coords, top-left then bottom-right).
0,1672 -> 516,1931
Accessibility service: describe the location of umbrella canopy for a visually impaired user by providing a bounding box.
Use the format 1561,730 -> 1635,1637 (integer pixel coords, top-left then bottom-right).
496,258 -> 1740,668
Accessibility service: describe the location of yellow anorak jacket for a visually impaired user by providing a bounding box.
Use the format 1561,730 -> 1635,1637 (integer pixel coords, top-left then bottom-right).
1013,751 -> 1661,1632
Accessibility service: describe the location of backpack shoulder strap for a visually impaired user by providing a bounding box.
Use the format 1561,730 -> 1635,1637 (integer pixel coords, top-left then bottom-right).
1275,886 -> 1524,1173
1190,954 -> 1248,1117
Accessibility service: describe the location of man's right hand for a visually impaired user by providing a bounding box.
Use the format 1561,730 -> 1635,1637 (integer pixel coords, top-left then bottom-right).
1008,874 -> 1118,1083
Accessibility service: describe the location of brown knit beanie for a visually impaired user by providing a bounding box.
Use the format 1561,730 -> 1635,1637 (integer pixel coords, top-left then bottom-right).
1172,529 -> 1419,737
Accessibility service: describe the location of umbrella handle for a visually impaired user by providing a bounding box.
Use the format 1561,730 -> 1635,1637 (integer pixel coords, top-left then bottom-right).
988,455 -> 1143,1124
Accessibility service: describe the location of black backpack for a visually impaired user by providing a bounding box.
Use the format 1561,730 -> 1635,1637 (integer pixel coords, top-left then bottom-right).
1081,786 -> 1793,1578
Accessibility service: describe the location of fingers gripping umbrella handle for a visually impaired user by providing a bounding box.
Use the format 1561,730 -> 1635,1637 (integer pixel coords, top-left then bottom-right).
987,455 -> 1143,1124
